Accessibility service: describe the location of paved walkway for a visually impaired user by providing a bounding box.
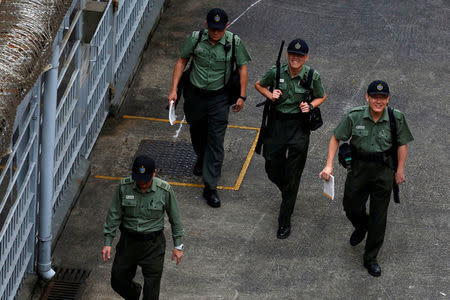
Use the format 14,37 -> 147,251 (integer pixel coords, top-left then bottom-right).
50,0 -> 449,299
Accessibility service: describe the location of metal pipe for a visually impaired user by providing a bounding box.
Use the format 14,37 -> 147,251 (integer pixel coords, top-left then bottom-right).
37,37 -> 59,281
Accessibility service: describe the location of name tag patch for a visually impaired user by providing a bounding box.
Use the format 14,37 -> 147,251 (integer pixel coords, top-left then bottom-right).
279,79 -> 285,83
126,195 -> 135,200
356,125 -> 365,130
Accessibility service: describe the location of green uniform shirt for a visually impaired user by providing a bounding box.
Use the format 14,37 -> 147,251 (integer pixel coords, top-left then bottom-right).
259,64 -> 325,114
180,29 -> 251,91
334,105 -> 414,152
103,177 -> 184,247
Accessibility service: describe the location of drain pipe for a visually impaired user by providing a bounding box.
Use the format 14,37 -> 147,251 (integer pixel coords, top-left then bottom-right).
37,37 -> 59,281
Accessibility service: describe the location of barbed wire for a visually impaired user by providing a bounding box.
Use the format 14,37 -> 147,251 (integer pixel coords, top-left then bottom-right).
0,0 -> 72,157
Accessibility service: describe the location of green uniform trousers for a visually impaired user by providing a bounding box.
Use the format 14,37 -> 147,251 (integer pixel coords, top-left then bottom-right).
263,117 -> 310,227
343,160 -> 393,264
111,231 -> 166,300
183,84 -> 230,190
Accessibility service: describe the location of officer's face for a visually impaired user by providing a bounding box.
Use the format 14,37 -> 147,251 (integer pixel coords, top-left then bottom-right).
287,53 -> 309,70
206,23 -> 229,43
136,171 -> 156,191
366,94 -> 390,114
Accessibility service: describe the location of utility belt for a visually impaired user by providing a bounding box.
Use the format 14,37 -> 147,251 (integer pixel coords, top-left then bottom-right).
339,143 -> 393,170
272,110 -> 308,120
120,226 -> 162,241
353,149 -> 393,168
190,84 -> 227,97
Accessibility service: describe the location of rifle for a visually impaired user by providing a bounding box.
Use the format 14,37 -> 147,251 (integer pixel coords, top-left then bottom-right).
388,106 -> 400,203
255,40 -> 285,154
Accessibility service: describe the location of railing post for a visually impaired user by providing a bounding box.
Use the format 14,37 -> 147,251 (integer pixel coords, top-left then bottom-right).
37,36 -> 59,281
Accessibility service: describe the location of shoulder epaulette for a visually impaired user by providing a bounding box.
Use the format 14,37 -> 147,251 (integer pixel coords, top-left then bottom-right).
392,108 -> 404,120
349,106 -> 366,113
120,176 -> 134,185
155,178 -> 171,191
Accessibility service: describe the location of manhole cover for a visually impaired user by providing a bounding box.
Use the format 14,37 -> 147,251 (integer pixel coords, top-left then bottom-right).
136,139 -> 197,177
40,267 -> 91,300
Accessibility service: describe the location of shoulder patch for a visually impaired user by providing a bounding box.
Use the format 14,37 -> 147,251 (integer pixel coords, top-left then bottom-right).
192,31 -> 200,38
392,108 -> 404,120
120,176 -> 134,185
156,178 -> 171,191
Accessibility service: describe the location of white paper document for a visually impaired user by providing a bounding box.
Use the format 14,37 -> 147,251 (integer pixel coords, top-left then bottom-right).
169,100 -> 177,125
323,175 -> 335,200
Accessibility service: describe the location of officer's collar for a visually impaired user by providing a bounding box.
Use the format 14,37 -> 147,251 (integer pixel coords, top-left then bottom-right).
204,30 -> 229,46
132,178 -> 157,193
363,105 -> 389,122
284,64 -> 309,79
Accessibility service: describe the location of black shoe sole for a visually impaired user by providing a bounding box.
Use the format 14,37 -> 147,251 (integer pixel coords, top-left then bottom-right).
207,201 -> 220,208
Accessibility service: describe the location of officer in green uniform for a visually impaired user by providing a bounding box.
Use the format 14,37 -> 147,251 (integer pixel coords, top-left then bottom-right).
319,80 -> 414,277
255,38 -> 327,239
168,8 -> 251,208
102,156 -> 184,299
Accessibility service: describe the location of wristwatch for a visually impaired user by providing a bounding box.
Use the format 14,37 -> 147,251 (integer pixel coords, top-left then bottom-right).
238,96 -> 247,101
175,244 -> 184,251
309,103 -> 314,111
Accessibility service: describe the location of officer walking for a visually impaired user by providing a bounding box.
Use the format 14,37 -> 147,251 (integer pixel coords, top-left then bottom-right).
102,155 -> 184,299
319,80 -> 414,276
255,38 -> 327,239
168,8 -> 251,208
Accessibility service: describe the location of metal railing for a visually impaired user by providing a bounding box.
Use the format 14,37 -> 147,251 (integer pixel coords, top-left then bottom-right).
0,0 -> 166,298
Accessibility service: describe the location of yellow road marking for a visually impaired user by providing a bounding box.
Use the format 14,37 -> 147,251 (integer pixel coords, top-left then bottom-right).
123,115 -> 259,130
232,128 -> 260,190
93,175 -> 235,190
98,116 -> 261,191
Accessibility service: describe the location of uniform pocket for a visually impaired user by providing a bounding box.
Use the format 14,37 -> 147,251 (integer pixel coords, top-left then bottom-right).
121,198 -> 137,217
352,128 -> 369,137
213,56 -> 228,71
147,202 -> 164,219
294,85 -> 308,102
193,48 -> 209,67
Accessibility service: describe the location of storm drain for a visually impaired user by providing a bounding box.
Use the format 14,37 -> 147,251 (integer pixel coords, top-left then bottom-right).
40,268 -> 91,300
136,139 -> 197,177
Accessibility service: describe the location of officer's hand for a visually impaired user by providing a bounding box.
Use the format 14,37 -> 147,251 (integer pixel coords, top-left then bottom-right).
395,171 -> 406,185
232,98 -> 245,112
319,166 -> 333,182
300,102 -> 310,113
168,90 -> 178,108
172,249 -> 183,265
271,89 -> 282,102
102,246 -> 112,262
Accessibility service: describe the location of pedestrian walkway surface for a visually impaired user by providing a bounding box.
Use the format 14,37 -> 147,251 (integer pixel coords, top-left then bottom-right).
51,0 -> 449,299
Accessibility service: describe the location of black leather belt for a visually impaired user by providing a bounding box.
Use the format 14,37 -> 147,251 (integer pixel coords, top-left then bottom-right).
191,85 -> 227,97
121,228 -> 162,241
354,151 -> 392,165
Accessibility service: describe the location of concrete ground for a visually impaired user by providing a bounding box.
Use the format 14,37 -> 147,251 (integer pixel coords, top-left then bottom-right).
50,0 -> 449,299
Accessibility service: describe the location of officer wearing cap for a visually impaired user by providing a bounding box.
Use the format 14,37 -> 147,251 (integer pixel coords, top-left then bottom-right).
319,80 -> 413,277
168,8 -> 251,208
102,155 -> 184,299
255,38 -> 327,239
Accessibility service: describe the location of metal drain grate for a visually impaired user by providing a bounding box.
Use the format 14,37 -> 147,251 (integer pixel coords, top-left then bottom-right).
40,267 -> 91,300
136,139 -> 197,177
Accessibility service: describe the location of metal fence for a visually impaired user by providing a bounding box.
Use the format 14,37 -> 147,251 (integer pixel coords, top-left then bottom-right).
0,0 -> 165,298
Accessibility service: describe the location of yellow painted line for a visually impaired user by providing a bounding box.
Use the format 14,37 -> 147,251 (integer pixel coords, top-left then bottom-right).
93,175 -> 234,190
232,128 -> 260,190
107,115 -> 261,191
123,115 -> 259,130
94,175 -> 124,180
227,124 -> 259,130
123,115 -> 187,124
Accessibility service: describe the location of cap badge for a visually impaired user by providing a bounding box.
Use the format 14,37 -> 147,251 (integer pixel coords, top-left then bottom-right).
214,14 -> 220,22
377,84 -> 383,91
295,42 -> 301,49
139,166 -> 146,174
